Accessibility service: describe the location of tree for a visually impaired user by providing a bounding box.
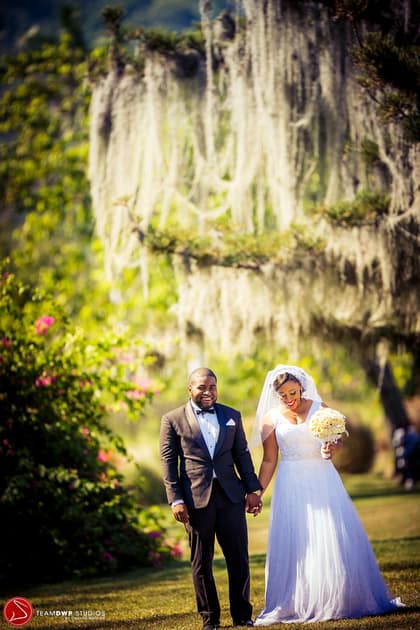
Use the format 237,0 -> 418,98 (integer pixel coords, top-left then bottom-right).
333,0 -> 420,142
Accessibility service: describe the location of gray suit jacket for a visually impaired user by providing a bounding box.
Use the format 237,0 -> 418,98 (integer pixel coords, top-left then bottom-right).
160,401 -> 261,509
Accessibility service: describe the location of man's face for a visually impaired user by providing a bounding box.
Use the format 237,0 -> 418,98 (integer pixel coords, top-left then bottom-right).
188,375 -> 218,409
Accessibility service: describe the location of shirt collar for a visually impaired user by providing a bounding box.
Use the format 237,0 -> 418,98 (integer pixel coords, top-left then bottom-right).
190,399 -> 201,413
190,399 -> 216,414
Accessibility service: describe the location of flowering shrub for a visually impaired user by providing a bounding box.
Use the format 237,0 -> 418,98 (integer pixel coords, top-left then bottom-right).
139,505 -> 183,568
0,266 -> 177,583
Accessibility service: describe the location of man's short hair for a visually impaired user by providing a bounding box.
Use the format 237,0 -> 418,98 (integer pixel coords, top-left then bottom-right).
188,367 -> 217,384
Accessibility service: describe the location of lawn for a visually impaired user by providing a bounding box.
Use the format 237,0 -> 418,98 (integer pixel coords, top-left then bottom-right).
2,476 -> 419,630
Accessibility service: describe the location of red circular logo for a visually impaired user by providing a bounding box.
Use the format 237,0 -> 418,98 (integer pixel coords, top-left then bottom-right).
3,597 -> 34,626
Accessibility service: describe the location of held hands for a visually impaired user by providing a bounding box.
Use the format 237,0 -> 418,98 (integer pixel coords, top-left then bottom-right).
246,492 -> 263,517
172,502 -> 189,524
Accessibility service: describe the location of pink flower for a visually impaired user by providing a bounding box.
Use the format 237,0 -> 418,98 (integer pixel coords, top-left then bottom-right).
1,338 -> 12,348
170,544 -> 183,559
79,380 -> 92,388
131,375 -> 154,391
81,427 -> 90,436
35,315 -> 55,335
126,389 -> 145,400
98,449 -> 110,463
35,373 -> 56,387
3,439 -> 10,446
147,531 -> 162,539
103,551 -> 115,562
128,375 -> 161,398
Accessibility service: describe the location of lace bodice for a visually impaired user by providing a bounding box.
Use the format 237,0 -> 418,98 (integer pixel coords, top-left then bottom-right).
274,400 -> 322,461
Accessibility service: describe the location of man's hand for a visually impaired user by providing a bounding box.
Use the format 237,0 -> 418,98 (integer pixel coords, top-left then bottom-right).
172,502 -> 190,523
246,492 -> 263,517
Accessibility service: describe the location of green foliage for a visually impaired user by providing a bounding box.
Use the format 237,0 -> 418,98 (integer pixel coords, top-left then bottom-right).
0,34 -> 89,220
138,25 -> 205,55
0,31 -> 93,298
333,1 -> 420,142
352,32 -> 420,141
0,267 -> 176,582
360,138 -> 380,169
141,27 -> 185,54
135,220 -> 325,271
0,31 -> 170,336
313,190 -> 390,225
102,5 -> 126,40
0,1 -> 210,55
87,9 -> 205,80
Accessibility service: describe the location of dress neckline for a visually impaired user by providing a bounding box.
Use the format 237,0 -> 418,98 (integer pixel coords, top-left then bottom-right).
282,399 -> 317,426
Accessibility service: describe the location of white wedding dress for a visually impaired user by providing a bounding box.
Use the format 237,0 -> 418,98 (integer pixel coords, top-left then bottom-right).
255,400 -> 400,625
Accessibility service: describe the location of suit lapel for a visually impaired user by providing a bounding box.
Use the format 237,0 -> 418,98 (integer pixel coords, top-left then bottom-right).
185,402 -> 211,456
213,403 -> 226,458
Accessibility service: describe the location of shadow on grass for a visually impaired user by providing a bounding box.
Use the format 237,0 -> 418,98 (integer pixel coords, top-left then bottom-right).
0,561 -> 194,596
32,612 -> 195,630
29,607 -> 420,630
345,481 -> 420,500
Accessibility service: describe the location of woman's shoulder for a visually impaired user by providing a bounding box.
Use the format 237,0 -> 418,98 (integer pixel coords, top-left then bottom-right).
262,406 -> 292,426
263,407 -> 281,422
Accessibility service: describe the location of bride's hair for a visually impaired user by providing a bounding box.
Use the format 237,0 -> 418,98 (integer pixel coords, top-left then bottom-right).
273,372 -> 301,393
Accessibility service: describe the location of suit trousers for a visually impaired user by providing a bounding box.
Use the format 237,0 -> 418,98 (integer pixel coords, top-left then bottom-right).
186,479 -> 252,626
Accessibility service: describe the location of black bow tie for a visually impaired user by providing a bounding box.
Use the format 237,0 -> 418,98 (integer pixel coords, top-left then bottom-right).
197,407 -> 216,415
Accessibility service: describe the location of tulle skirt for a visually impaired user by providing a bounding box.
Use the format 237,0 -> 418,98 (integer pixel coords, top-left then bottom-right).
255,458 -> 400,625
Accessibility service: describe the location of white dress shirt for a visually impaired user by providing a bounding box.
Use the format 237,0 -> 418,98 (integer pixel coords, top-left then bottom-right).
191,400 -> 220,459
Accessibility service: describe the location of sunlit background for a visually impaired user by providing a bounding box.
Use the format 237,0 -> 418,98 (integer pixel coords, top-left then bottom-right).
1,0 -> 419,590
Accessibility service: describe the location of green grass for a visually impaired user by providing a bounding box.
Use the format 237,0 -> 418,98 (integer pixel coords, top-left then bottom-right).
2,477 -> 419,630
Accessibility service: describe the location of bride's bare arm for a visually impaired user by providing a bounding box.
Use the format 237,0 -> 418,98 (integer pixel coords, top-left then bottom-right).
258,430 -> 278,494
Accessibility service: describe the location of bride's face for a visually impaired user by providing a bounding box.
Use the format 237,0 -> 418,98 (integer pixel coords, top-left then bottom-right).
277,380 -> 302,411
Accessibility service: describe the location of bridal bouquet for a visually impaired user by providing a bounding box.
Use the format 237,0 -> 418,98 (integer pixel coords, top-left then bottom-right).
309,408 -> 348,459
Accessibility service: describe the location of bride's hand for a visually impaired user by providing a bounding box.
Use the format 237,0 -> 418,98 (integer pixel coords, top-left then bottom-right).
246,493 -> 263,516
321,440 -> 341,458
251,501 -> 263,517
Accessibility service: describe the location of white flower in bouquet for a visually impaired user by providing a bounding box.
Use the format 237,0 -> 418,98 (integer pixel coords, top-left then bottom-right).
309,407 -> 348,459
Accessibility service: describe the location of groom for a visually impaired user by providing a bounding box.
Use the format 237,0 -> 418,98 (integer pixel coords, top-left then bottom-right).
160,367 -> 262,630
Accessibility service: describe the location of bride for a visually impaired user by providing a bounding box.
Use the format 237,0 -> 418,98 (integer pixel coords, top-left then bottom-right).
251,364 -> 401,625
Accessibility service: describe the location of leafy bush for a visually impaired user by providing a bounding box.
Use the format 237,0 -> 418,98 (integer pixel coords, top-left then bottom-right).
314,190 -> 390,225
0,265 -> 176,584
333,422 -> 375,474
